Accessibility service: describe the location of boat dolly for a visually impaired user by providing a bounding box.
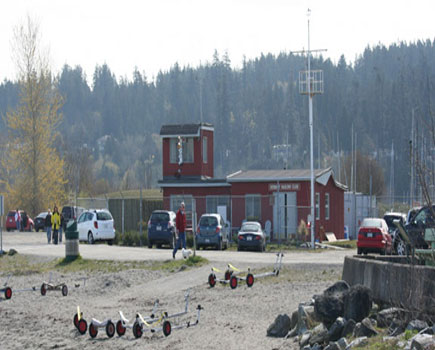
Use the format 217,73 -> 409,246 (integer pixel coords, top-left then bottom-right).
208,252 -> 284,289
0,274 -> 37,300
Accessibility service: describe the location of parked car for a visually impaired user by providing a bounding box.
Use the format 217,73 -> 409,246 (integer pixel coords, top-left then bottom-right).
394,205 -> 433,255
383,212 -> 406,254
61,206 -> 85,223
77,209 -> 115,245
147,210 -> 176,248
357,218 -> 392,255
34,212 -> 48,232
237,221 -> 266,252
406,207 -> 421,225
5,210 -> 34,232
196,214 -> 229,250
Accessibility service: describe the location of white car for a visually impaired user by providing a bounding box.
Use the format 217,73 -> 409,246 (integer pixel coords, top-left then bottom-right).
77,209 -> 115,245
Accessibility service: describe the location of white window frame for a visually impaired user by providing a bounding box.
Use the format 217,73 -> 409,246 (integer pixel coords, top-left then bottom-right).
245,194 -> 261,221
315,193 -> 320,220
203,136 -> 208,164
169,137 -> 194,164
206,195 -> 230,218
325,193 -> 330,220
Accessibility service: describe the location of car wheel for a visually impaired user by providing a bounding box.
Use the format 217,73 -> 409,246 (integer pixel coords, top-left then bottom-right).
107,240 -> 113,246
148,240 -> 152,249
88,232 -> 95,244
395,239 -> 408,256
357,248 -> 362,255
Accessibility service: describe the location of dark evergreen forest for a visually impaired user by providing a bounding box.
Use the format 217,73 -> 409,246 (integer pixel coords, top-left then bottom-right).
1,40 -> 434,198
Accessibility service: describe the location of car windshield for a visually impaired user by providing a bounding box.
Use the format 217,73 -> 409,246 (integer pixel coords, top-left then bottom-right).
7,211 -> 15,217
241,224 -> 260,232
96,211 -> 112,221
151,212 -> 170,223
383,216 -> 401,228
200,216 -> 218,227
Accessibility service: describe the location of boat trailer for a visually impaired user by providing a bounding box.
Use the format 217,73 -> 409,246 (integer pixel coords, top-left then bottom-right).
208,252 -> 284,289
0,274 -> 37,300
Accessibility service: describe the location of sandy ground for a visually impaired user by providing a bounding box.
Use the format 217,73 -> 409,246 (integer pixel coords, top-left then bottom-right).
0,253 -> 343,350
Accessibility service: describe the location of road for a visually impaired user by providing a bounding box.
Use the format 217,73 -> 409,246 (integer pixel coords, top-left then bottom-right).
0,230 -> 353,266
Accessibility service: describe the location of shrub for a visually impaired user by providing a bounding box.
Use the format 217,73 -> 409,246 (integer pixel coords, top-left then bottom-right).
114,230 -> 148,247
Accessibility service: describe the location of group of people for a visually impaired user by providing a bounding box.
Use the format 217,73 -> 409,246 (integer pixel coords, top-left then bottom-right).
45,206 -> 64,245
14,210 -> 29,231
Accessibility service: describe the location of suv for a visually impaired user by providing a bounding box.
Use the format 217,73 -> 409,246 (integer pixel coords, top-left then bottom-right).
147,210 -> 176,249
5,210 -> 34,232
395,205 -> 433,255
34,212 -> 48,232
61,206 -> 85,223
77,209 -> 115,245
357,218 -> 392,255
196,214 -> 229,250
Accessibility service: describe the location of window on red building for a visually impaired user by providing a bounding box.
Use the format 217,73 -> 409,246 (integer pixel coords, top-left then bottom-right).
325,193 -> 330,220
315,193 -> 320,220
170,138 -> 194,163
245,194 -> 261,221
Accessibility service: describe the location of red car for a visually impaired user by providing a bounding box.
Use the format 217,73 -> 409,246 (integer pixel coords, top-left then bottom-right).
357,218 -> 392,255
5,210 -> 34,232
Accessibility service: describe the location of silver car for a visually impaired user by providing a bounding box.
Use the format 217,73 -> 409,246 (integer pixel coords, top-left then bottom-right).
237,221 -> 266,252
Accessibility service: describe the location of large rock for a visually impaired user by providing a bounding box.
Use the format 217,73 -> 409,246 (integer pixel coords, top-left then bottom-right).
347,336 -> 368,348
377,307 -> 408,328
343,284 -> 372,322
407,320 -> 429,332
309,323 -> 329,345
290,309 -> 298,330
267,314 -> 291,337
314,281 -> 349,326
410,334 -> 435,350
353,318 -> 379,338
341,319 -> 356,338
328,317 -> 346,342
298,305 -> 316,335
299,331 -> 312,347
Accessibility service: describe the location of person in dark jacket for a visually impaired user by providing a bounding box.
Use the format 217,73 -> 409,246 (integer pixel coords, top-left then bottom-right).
59,213 -> 64,243
45,209 -> 52,243
173,202 -> 187,259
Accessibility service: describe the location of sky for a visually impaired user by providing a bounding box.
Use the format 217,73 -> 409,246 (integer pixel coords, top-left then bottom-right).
1,0 -> 434,84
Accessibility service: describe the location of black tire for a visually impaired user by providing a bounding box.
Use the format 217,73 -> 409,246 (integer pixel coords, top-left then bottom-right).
246,273 -> 255,288
88,232 -> 95,245
163,320 -> 171,337
89,323 -> 98,338
208,273 -> 216,288
5,287 -> 12,300
78,319 -> 88,335
107,240 -> 113,246
62,285 -> 68,296
40,283 -> 46,296
36,228 -> 39,232
74,314 -> 79,329
116,320 -> 126,337
357,248 -> 362,255
106,321 -> 115,338
230,275 -> 238,290
133,321 -> 143,339
224,270 -> 232,281
148,241 -> 152,249
217,239 -> 222,251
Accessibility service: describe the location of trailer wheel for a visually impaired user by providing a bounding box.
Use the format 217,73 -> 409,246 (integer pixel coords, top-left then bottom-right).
106,321 -> 115,338
116,320 -> 126,336
78,319 -> 88,335
163,320 -> 172,337
40,283 -> 46,296
224,270 -> 232,281
208,273 -> 216,288
89,323 -> 98,338
230,275 -> 238,289
73,313 -> 79,329
133,321 -> 143,339
62,285 -> 68,296
246,273 -> 254,287
5,287 -> 12,300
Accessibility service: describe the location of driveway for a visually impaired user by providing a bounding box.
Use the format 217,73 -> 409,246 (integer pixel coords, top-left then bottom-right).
0,230 -> 353,265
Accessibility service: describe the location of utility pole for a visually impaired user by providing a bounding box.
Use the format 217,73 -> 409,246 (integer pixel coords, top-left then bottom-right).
294,9 -> 326,248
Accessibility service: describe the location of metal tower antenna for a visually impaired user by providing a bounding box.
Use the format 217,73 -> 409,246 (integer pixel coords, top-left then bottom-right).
293,8 -> 327,249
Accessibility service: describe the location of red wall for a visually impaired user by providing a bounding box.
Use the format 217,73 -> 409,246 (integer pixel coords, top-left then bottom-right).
162,129 -> 214,178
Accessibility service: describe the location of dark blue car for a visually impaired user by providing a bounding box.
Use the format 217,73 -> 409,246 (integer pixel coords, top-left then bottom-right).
147,210 -> 176,248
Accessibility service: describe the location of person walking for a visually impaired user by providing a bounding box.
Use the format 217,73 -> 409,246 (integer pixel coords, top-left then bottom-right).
51,206 -> 61,245
15,209 -> 21,232
173,202 -> 187,259
45,209 -> 52,243
58,212 -> 64,243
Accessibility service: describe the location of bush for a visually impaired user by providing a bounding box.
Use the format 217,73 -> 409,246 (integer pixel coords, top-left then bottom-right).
114,230 -> 148,247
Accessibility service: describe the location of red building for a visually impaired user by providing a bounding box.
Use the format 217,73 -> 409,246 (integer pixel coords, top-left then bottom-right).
158,123 -> 346,240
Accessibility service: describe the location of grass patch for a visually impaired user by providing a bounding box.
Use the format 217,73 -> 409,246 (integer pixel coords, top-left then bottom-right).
0,253 -> 208,276
149,255 -> 209,272
326,240 -> 357,249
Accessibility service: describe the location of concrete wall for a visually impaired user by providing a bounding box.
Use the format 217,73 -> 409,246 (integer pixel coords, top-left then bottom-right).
342,256 -> 435,315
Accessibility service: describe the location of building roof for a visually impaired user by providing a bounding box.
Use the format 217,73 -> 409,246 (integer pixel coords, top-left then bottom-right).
160,123 -> 214,138
158,175 -> 230,188
227,167 -> 347,190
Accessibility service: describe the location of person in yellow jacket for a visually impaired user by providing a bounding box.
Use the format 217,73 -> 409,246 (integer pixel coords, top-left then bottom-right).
51,206 -> 61,245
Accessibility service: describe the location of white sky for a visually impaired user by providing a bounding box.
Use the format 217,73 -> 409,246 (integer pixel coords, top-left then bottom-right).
1,0 -> 434,84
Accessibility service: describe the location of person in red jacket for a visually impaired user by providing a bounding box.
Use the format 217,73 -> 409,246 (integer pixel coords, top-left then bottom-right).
173,202 -> 187,259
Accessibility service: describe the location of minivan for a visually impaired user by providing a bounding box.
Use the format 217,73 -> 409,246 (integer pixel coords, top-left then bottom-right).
196,213 -> 229,250
147,210 -> 176,248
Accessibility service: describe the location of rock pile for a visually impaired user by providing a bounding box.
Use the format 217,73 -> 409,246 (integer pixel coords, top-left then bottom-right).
267,280 -> 435,350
